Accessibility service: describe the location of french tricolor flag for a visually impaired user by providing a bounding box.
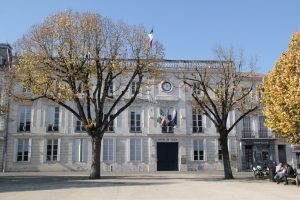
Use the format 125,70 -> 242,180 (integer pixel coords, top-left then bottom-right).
148,29 -> 153,48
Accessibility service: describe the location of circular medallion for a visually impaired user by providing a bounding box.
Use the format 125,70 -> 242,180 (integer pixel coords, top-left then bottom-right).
162,81 -> 172,92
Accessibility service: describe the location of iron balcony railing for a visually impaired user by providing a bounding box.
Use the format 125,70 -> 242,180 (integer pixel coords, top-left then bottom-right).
242,130 -> 274,138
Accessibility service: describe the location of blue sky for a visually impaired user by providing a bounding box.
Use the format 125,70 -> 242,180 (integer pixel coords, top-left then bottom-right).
1,0 -> 299,73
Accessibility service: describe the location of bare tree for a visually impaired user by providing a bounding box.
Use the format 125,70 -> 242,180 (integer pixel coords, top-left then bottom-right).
14,10 -> 164,179
182,46 -> 259,179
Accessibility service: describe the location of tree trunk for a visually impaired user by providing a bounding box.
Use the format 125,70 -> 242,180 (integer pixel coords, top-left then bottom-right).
89,136 -> 101,179
220,133 -> 234,179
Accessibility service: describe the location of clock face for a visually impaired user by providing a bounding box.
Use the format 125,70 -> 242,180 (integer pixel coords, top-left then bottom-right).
162,81 -> 172,92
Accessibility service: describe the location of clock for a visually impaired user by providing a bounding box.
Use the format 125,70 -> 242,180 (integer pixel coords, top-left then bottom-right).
162,81 -> 172,92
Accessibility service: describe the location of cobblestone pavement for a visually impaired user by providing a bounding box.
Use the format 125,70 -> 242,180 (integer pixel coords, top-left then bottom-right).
0,171 -> 299,200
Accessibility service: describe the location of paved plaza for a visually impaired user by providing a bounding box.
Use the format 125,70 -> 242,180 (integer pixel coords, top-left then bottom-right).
0,171 -> 299,200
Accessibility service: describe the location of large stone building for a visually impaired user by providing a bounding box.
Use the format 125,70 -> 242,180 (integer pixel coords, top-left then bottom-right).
0,43 -> 12,172
1,58 -> 300,172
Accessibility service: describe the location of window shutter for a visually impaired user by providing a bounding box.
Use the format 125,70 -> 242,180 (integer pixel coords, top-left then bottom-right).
28,138 -> 32,162
203,139 -> 207,161
73,139 -> 80,162
13,139 -> 18,162
57,138 -> 61,162
130,139 -> 135,161
83,139 -> 89,162
206,115 -> 211,128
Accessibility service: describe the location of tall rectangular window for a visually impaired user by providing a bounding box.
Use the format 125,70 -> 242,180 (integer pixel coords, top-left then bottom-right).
103,138 -> 114,162
218,140 -> 223,161
242,116 -> 252,137
193,82 -> 201,95
259,116 -> 268,137
18,106 -> 31,132
47,107 -> 59,131
131,81 -> 137,95
192,108 -> 203,133
75,120 -> 86,132
16,138 -> 30,162
108,81 -> 113,95
130,109 -> 141,133
296,153 -> 300,169
104,114 -> 114,132
0,116 -> 4,131
46,139 -> 59,161
130,139 -> 142,161
74,138 -> 88,162
193,139 -> 204,161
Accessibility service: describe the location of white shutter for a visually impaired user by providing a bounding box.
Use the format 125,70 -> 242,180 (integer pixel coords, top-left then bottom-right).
136,139 -> 142,161
57,138 -> 61,161
13,139 -> 18,162
141,110 -> 144,128
215,139 -> 219,161
203,139 -> 207,161
28,138 -> 32,162
228,139 -> 231,158
73,139 -> 80,162
206,115 -> 211,128
82,139 -> 89,162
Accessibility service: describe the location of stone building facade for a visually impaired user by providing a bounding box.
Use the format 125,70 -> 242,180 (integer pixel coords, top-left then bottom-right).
2,59 -> 300,172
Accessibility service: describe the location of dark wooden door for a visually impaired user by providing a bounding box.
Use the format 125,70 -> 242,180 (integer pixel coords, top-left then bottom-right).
157,142 -> 178,171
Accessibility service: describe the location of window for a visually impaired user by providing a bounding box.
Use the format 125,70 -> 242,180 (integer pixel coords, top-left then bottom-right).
296,153 -> 300,169
193,82 -> 201,95
104,114 -> 114,132
46,139 -> 59,161
192,108 -> 203,133
18,106 -> 31,132
262,151 -> 269,161
193,139 -> 205,161
47,107 -> 59,131
103,138 -> 114,162
242,116 -> 252,137
0,116 -> 4,131
258,116 -> 268,137
130,109 -> 141,133
108,81 -> 113,95
16,138 -> 31,162
131,81 -> 137,95
75,120 -> 86,132
22,86 -> 31,93
218,140 -> 222,161
74,138 -> 88,162
130,138 -> 142,161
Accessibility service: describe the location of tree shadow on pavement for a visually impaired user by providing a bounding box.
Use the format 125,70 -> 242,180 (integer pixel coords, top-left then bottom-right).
0,175 -> 175,193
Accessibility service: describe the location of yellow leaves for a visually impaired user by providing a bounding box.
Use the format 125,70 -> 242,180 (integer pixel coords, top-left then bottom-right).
262,32 -> 300,144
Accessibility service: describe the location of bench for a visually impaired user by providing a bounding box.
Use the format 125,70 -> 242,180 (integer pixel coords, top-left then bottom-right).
286,168 -> 299,187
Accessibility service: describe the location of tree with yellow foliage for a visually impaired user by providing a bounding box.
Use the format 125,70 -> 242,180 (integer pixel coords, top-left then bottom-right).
14,10 -> 164,179
262,32 -> 300,144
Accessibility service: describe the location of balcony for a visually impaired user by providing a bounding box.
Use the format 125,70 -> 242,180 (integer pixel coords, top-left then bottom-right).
192,127 -> 203,133
242,130 -> 274,138
258,130 -> 273,138
242,130 -> 255,138
162,126 -> 174,133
